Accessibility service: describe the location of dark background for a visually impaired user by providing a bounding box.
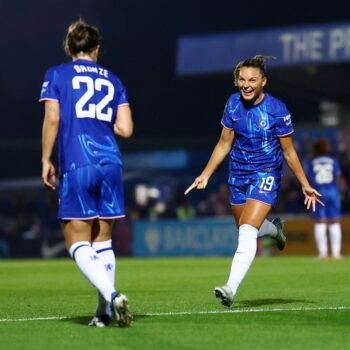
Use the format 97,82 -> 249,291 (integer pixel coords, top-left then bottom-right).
1,0 -> 350,179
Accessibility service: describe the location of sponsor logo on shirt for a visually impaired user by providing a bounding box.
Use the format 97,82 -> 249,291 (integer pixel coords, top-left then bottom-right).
41,81 -> 49,95
283,114 -> 291,125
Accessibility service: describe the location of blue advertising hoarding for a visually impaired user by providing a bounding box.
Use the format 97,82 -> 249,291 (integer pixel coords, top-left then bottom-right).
177,21 -> 350,75
132,217 -> 238,257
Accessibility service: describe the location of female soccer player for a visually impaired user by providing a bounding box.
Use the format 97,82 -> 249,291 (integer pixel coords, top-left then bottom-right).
305,138 -> 346,260
40,20 -> 133,326
185,55 -> 324,307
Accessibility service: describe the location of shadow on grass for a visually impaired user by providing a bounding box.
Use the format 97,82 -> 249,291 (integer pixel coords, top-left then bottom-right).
61,315 -> 143,324
237,298 -> 313,307
59,299 -> 314,325
61,316 -> 91,325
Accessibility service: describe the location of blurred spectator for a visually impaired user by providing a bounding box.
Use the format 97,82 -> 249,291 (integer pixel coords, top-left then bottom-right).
196,200 -> 214,217
176,196 -> 196,220
22,221 -> 41,240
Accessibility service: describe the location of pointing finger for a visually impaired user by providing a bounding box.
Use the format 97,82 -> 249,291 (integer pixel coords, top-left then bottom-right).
184,183 -> 197,195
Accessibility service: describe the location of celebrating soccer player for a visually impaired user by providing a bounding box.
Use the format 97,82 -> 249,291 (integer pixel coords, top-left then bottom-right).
185,55 -> 324,307
40,20 -> 134,326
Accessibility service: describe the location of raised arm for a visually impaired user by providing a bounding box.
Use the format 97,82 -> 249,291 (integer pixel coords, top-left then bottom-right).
279,135 -> 324,211
185,127 -> 234,194
41,100 -> 60,190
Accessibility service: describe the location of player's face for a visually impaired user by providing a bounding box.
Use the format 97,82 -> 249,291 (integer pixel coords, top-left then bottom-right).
237,67 -> 267,105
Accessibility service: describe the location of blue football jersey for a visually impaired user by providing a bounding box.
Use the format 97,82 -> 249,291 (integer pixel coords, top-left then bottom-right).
305,156 -> 341,191
39,59 -> 128,174
221,93 -> 294,180
305,156 -> 342,219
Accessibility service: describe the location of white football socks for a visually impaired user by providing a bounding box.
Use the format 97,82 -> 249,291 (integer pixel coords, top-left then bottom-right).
314,223 -> 328,258
69,241 -> 115,303
92,240 -> 116,316
329,223 -> 342,258
226,224 -> 258,296
257,219 -> 277,238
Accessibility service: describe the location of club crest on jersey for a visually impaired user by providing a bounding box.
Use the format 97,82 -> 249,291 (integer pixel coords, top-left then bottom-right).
258,118 -> 268,129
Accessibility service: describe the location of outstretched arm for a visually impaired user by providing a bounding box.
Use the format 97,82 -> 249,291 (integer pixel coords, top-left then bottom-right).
279,135 -> 324,211
185,127 -> 234,195
41,100 -> 60,190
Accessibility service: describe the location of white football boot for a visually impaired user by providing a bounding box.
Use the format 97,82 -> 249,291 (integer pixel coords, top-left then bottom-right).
111,292 -> 133,327
214,285 -> 234,307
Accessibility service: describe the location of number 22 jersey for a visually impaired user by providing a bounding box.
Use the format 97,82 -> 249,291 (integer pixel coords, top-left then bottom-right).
39,59 -> 128,174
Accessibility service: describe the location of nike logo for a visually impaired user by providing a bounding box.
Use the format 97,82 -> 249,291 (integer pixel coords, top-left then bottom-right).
106,201 -> 114,208
41,241 -> 66,258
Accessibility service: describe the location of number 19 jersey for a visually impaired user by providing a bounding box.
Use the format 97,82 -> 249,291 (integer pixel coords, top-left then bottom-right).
39,59 -> 128,174
221,92 -> 294,181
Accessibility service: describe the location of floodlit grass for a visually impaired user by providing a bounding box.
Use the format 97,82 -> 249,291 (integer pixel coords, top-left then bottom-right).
0,256 -> 349,349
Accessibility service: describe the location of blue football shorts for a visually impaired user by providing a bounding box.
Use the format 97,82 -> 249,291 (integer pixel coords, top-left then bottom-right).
311,188 -> 341,220
58,163 -> 125,220
229,172 -> 282,207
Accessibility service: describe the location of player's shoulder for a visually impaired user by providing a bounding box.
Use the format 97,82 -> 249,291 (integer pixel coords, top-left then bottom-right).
264,93 -> 287,109
226,92 -> 241,107
112,72 -> 125,86
313,155 -> 336,164
264,93 -> 289,116
43,63 -> 61,76
94,62 -> 125,85
328,155 -> 341,167
51,61 -> 74,73
228,92 -> 240,103
44,62 -> 78,82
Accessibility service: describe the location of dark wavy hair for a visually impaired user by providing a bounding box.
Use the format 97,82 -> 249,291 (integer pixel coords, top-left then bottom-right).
233,55 -> 275,86
63,19 -> 100,56
312,138 -> 330,156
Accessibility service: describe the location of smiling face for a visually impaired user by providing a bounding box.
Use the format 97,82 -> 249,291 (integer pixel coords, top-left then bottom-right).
236,66 -> 267,105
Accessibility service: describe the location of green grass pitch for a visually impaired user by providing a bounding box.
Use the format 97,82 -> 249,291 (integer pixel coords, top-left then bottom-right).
0,256 -> 349,349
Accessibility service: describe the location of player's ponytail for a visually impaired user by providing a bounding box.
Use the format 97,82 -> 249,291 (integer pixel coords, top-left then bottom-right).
233,55 -> 275,86
63,19 -> 100,57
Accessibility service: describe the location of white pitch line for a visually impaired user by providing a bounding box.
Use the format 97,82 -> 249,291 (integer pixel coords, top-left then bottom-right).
139,306 -> 350,316
0,306 -> 349,323
0,316 -> 69,323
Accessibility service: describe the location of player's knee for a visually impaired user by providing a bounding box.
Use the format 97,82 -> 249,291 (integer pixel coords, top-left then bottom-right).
238,223 -> 258,238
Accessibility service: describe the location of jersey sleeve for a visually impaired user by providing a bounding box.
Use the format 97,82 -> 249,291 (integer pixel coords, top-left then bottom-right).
116,78 -> 129,106
274,102 -> 294,136
221,97 -> 235,129
39,67 -> 60,103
